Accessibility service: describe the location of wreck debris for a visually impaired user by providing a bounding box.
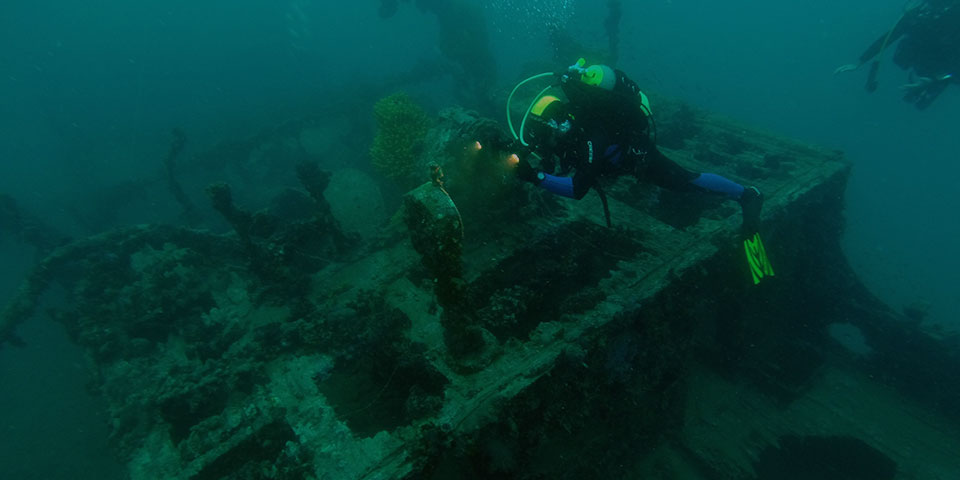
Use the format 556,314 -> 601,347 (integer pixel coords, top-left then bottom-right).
0,192 -> 70,256
163,128 -> 198,225
295,160 -> 353,252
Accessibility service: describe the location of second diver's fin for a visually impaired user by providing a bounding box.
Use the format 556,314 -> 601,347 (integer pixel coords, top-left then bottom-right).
744,232 -> 775,285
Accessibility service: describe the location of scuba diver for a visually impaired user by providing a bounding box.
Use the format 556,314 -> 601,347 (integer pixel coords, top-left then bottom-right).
835,0 -> 960,109
505,59 -> 773,284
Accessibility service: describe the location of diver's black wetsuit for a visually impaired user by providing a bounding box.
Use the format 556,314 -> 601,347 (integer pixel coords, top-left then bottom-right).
525,68 -> 744,201
860,1 -> 960,70
856,0 -> 960,107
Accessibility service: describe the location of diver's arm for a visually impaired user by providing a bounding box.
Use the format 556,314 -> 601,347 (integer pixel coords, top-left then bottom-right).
858,33 -> 894,65
516,157 -> 593,200
835,34 -> 895,74
839,11 -> 911,71
516,141 -> 594,200
536,170 -> 592,199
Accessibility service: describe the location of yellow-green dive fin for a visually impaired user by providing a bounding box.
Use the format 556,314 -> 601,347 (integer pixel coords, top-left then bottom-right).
744,232 -> 774,284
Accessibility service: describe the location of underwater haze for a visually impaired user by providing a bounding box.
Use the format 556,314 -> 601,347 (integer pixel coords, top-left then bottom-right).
1,0 -> 957,478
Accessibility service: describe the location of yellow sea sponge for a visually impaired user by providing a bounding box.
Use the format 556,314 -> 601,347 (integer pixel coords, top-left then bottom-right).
370,93 -> 430,185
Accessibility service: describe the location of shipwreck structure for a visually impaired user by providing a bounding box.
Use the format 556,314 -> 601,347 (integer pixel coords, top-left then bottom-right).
2,95 -> 958,479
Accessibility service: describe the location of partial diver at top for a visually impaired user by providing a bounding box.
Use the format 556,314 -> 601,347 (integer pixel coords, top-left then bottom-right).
836,0 -> 960,109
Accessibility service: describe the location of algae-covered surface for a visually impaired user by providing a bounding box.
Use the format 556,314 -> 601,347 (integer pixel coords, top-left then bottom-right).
2,95 -> 959,480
